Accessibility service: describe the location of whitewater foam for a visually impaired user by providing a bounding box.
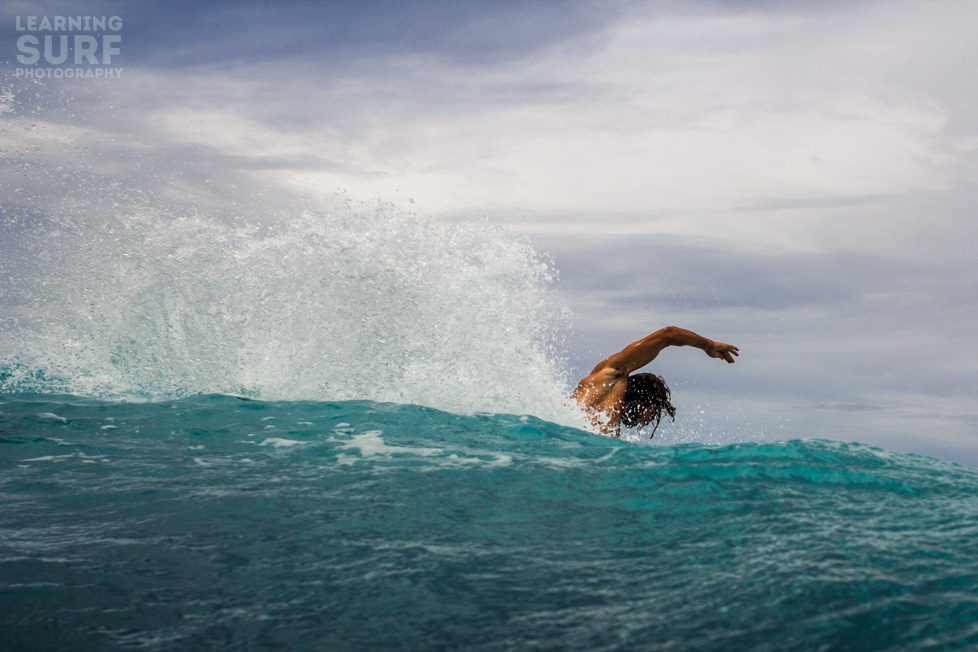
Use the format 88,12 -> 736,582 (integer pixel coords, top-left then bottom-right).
1,202 -> 578,424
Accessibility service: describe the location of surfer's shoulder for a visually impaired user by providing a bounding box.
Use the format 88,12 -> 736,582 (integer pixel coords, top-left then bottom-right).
586,359 -> 627,383
573,362 -> 626,401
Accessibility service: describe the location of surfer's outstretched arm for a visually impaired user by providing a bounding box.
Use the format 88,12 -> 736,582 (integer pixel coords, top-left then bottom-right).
602,326 -> 739,375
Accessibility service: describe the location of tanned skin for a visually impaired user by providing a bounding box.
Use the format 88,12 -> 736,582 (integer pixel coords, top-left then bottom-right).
572,326 -> 738,436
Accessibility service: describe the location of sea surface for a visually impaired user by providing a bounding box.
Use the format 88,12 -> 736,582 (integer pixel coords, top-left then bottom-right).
3,393 -> 978,651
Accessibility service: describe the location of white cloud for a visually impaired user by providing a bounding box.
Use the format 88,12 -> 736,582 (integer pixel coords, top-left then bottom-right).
65,2 -> 966,238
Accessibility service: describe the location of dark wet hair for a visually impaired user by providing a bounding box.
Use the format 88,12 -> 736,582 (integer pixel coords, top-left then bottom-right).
621,373 -> 676,437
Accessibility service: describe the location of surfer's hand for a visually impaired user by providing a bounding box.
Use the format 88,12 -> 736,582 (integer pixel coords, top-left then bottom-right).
707,341 -> 739,364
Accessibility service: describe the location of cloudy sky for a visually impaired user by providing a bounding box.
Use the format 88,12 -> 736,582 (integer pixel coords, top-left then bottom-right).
2,1 -> 977,464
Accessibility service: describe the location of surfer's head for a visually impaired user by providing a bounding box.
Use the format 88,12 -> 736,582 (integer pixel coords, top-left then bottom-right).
621,373 -> 676,437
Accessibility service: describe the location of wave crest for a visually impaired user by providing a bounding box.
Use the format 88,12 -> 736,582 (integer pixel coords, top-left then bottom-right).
1,203 -> 574,422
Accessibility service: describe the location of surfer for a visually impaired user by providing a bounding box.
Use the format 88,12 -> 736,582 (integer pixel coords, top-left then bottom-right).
572,326 -> 738,438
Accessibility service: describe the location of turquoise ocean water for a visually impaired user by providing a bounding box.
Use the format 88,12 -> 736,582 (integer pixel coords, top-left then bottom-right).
3,393 -> 978,651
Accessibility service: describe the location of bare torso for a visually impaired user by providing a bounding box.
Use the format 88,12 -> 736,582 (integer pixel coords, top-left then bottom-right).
571,364 -> 629,434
